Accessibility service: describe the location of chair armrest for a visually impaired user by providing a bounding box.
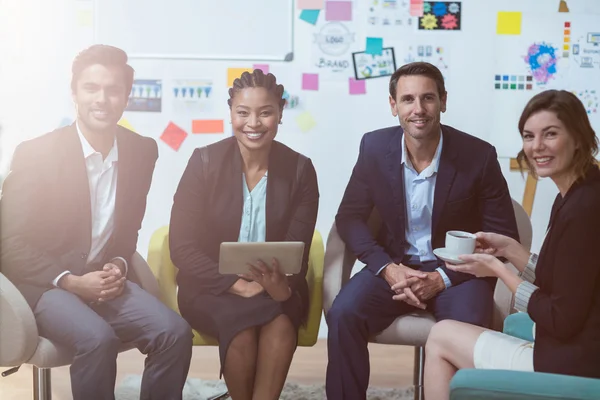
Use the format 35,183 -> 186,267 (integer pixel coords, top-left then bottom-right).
299,230 -> 324,347
323,222 -> 356,314
503,312 -> 535,342
0,273 -> 38,366
450,369 -> 600,400
130,251 -> 160,299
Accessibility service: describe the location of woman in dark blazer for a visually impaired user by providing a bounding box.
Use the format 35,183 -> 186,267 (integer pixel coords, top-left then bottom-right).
169,70 -> 319,400
419,90 -> 600,399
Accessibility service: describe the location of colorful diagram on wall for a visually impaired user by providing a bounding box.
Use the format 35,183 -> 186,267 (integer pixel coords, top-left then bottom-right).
403,45 -> 449,77
367,0 -> 412,28
573,89 -> 598,114
523,42 -> 558,85
494,74 -> 533,90
418,2 -> 461,30
126,79 -> 162,112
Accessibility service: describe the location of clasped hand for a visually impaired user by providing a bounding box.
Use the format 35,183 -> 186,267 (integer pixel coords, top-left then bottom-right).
383,263 -> 445,309
66,263 -> 126,303
240,258 -> 292,302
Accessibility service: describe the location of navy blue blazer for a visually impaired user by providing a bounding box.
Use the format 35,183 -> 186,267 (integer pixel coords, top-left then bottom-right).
336,124 -> 519,285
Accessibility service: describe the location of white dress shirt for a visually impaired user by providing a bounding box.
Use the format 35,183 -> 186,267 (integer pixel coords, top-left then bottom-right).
53,123 -> 126,286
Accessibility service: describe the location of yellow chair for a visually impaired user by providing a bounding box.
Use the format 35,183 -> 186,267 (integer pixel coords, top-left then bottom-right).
147,226 -> 324,347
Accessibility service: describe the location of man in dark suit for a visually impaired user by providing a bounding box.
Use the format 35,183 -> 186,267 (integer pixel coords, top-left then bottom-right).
0,45 -> 192,400
326,62 -> 519,399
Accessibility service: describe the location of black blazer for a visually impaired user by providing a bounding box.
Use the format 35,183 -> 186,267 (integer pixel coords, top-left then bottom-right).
0,124 -> 158,308
336,125 -> 519,285
170,137 -> 319,318
529,165 -> 600,378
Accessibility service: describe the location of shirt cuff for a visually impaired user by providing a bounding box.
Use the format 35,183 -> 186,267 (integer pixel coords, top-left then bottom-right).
514,281 -> 539,312
435,267 -> 452,289
519,253 -> 538,284
111,257 -> 128,276
376,262 -> 391,275
53,271 -> 71,287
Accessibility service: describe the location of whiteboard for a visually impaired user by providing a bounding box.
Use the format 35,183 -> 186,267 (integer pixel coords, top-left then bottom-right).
93,0 -> 295,61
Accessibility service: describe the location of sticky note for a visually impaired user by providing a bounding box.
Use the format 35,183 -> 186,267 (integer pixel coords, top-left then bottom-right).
496,12 -> 522,35
325,1 -> 352,21
302,73 -> 319,90
410,0 -> 424,16
559,0 -> 570,12
296,112 -> 317,133
365,37 -> 384,55
297,0 -> 324,9
253,64 -> 270,74
160,122 -> 187,151
192,119 -> 224,134
349,78 -> 366,95
76,9 -> 93,27
299,9 -> 320,25
118,118 -> 136,132
227,68 -> 253,87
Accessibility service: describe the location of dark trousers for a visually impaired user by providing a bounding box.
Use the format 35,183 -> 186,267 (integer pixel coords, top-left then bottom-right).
325,262 -> 494,400
34,281 -> 193,400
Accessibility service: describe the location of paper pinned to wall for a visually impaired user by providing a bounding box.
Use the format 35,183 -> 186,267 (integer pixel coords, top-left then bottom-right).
302,73 -> 319,90
192,119 -> 224,134
253,64 -> 270,74
496,11 -> 522,35
300,9 -> 321,25
297,0 -> 324,9
410,0 -> 424,16
160,122 -> 188,151
349,78 -> 366,95
325,1 -> 352,21
296,111 -> 317,132
365,37 -> 384,55
559,0 -> 570,12
227,68 -> 253,87
118,118 -> 136,132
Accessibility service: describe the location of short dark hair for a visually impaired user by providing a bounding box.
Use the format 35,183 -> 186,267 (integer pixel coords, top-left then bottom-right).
71,45 -> 134,97
517,90 -> 598,181
227,69 -> 285,110
388,62 -> 446,100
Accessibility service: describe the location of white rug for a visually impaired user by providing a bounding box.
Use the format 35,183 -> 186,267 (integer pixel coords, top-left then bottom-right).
116,375 -> 413,400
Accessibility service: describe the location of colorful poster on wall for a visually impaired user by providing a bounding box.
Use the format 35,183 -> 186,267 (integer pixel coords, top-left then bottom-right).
312,21 -> 356,79
171,78 -> 214,114
418,1 -> 461,30
401,44 -> 450,79
352,47 -> 397,80
126,79 -> 162,112
366,0 -> 413,35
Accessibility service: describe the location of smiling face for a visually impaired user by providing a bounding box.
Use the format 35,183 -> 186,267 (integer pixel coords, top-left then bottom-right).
230,87 -> 282,153
522,110 -> 578,182
72,63 -> 129,134
389,75 -> 447,141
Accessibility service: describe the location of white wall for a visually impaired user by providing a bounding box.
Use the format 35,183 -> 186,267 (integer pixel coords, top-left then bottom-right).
1,0 -> 597,339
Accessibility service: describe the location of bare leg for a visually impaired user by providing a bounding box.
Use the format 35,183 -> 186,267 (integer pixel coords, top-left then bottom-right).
223,327 -> 259,400
252,314 -> 297,400
424,320 -> 489,400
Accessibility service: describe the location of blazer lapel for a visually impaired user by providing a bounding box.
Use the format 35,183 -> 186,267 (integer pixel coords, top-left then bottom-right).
62,125 -> 92,249
223,144 -> 244,241
114,127 -> 132,236
384,131 -> 406,227
431,127 -> 457,235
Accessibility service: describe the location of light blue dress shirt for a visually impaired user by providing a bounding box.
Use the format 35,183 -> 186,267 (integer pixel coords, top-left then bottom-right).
238,172 -> 268,242
377,133 -> 452,289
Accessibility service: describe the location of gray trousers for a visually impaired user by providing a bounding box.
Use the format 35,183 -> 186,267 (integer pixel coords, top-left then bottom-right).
34,281 -> 193,400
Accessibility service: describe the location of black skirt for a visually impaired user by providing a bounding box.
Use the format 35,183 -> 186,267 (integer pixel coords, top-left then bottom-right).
178,288 -> 303,376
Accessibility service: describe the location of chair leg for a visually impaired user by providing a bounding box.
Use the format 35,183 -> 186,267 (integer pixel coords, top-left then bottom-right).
413,346 -> 425,400
33,367 -> 51,400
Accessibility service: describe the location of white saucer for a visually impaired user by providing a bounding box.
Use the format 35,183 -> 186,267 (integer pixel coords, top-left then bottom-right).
433,248 -> 466,265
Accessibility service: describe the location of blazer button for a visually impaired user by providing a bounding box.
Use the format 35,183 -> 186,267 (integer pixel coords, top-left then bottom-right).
81,252 -> 88,259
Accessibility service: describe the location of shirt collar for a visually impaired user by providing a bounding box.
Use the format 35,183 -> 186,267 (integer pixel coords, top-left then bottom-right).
76,122 -> 118,163
401,130 -> 443,175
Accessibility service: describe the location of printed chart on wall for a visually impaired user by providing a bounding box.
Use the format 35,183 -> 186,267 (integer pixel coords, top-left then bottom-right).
365,0 -> 414,36
490,13 -> 600,158
312,19 -> 357,80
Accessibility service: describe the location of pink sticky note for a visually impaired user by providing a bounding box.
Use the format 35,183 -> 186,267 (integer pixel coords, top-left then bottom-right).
349,78 -> 366,95
297,0 -> 325,9
302,73 -> 319,90
410,0 -> 424,16
253,64 -> 270,74
326,1 -> 352,21
160,122 -> 188,151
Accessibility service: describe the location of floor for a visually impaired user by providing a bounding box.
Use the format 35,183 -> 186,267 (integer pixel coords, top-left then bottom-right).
0,339 -> 415,399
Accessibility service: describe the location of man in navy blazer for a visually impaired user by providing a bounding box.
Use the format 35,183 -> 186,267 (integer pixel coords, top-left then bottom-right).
326,62 -> 519,399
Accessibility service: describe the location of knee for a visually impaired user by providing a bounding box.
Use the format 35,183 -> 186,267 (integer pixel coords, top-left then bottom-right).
76,328 -> 120,356
426,320 -> 457,357
152,314 -> 193,353
263,315 -> 296,348
229,327 -> 258,356
327,299 -> 360,328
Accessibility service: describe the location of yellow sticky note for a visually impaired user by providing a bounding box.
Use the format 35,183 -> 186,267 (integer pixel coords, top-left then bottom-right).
564,37 -> 570,43
496,12 -> 522,35
227,68 -> 252,87
295,111 -> 317,133
118,118 -> 136,132
563,44 -> 570,50
76,9 -> 93,27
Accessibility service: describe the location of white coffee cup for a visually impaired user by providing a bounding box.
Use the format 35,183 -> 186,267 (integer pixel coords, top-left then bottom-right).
445,230 -> 476,256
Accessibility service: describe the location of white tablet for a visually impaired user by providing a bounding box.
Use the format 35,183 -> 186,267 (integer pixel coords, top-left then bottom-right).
218,241 -> 305,275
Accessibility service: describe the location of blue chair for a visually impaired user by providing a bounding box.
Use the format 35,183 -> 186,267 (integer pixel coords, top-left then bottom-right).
450,313 -> 600,399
